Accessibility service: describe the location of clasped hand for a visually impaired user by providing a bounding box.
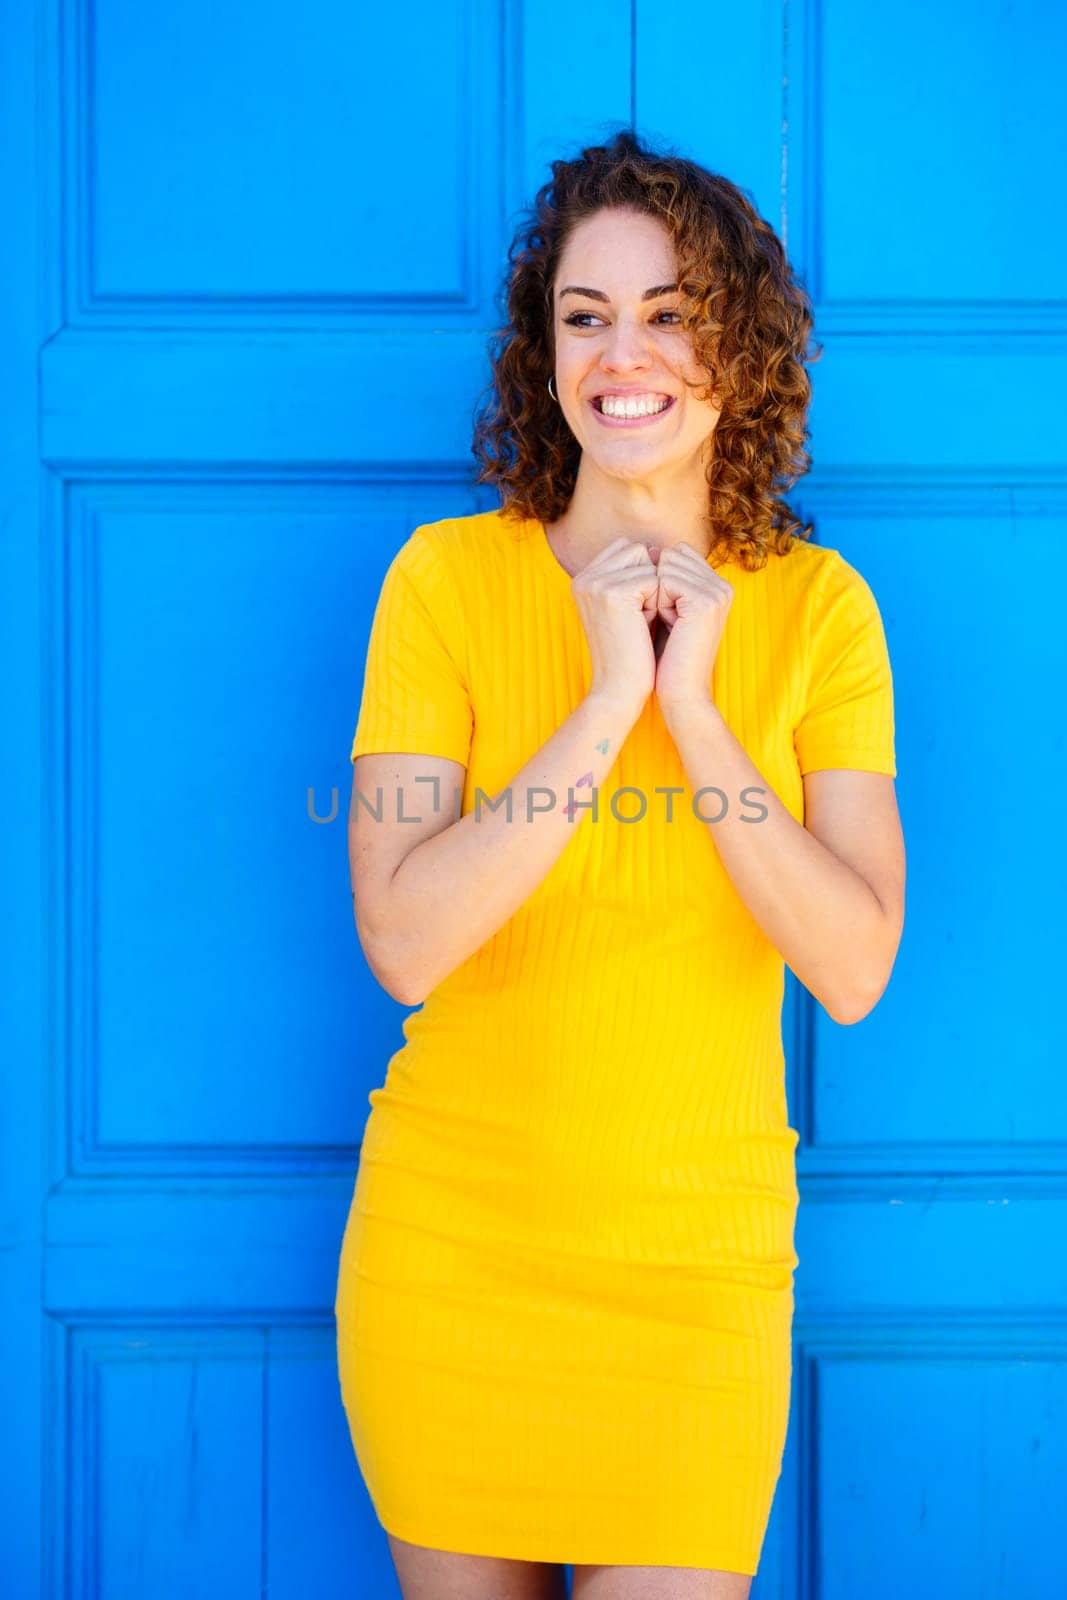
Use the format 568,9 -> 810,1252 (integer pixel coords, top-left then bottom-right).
642,541 -> 733,712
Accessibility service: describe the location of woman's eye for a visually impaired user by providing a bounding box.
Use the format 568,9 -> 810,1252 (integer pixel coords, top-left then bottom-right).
563,311 -> 682,328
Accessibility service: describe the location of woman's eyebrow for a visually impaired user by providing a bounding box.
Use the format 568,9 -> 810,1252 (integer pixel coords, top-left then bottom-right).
559,283 -> 678,303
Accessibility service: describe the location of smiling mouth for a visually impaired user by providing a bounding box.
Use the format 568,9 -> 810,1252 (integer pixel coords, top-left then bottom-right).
590,395 -> 677,426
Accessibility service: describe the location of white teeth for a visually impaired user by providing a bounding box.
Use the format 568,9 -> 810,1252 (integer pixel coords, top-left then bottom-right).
598,395 -> 671,418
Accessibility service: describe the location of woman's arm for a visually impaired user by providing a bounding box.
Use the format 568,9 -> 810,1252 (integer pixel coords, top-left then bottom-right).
349,687 -> 642,1006
662,697 -> 905,1024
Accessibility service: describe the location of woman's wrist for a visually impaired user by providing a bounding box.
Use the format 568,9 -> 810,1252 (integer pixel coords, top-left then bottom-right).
585,685 -> 648,727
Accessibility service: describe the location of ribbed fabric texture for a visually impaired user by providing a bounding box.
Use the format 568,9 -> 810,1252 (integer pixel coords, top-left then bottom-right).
335,507 -> 896,1571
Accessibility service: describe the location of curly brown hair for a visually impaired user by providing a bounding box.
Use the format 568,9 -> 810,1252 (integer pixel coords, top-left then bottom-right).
471,128 -> 822,572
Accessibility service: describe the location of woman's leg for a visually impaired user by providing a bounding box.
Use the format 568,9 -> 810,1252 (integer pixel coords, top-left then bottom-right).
386,1531 -> 570,1600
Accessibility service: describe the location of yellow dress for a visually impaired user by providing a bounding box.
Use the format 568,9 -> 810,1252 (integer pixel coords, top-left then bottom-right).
334,506 -> 896,1574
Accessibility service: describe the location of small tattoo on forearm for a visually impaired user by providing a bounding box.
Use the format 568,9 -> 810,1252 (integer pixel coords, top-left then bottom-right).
563,768 -> 595,819
561,738 -> 609,819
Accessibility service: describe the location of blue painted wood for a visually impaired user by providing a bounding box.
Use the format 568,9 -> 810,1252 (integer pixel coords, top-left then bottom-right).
3,1 -> 1064,1596
1,2 -> 47,1593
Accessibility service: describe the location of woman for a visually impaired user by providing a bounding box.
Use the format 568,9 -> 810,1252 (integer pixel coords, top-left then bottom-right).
334,129 -> 905,1600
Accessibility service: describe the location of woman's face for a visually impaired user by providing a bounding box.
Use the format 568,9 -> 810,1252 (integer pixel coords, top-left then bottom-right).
550,207 -> 722,483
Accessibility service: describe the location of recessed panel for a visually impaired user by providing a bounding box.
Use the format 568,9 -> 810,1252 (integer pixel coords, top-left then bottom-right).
89,1334 -> 263,1594
66,481 -> 480,1162
85,0 -> 490,304
807,504 -> 1066,1151
817,0 -> 1065,305
62,1327 -> 363,1595
815,1347 -> 1066,1596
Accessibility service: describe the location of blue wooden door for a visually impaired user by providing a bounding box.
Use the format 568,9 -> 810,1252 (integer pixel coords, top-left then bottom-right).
3,2 -> 1063,1595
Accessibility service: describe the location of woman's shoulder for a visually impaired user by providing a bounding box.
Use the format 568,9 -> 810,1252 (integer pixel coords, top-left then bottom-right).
779,538 -> 886,623
755,534 -> 882,616
719,533 -> 835,619
398,507 -> 533,589
762,539 -> 890,681
766,533 -> 836,587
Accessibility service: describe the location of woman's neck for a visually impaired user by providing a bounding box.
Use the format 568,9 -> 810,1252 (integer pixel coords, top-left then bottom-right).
545,503 -> 715,576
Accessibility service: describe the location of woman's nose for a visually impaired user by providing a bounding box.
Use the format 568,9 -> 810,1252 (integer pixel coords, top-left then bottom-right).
600,318 -> 654,367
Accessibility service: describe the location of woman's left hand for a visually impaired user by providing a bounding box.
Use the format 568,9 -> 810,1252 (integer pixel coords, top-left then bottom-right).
646,542 -> 733,714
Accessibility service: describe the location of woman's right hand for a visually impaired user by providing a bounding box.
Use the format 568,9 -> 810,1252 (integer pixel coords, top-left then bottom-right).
570,538 -> 661,715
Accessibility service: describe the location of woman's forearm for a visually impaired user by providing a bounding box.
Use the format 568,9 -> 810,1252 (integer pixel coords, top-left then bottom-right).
663,696 -> 897,1024
372,690 -> 644,1004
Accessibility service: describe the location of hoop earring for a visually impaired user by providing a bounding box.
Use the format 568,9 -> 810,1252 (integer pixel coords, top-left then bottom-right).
547,375 -> 557,402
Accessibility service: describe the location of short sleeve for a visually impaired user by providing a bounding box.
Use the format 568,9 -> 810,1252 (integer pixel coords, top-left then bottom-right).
793,550 -> 897,778
350,527 -> 473,766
